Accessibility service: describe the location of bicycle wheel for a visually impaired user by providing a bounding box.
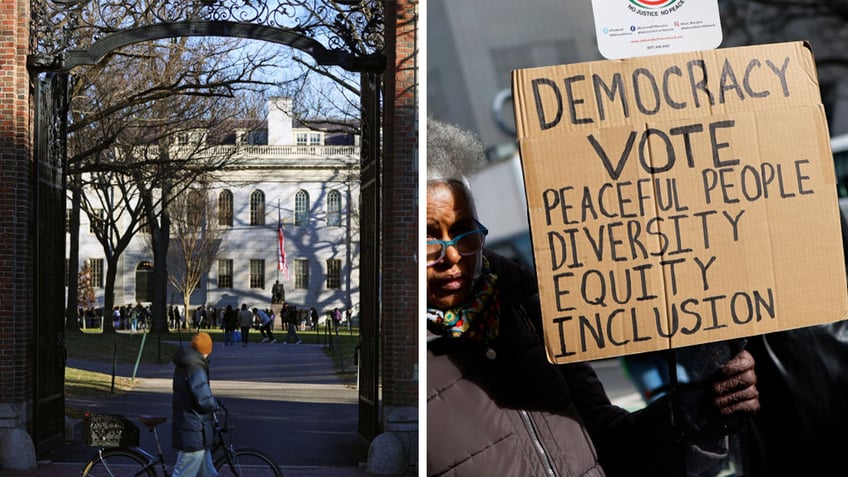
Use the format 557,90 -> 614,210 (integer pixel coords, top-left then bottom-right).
215,448 -> 283,477
81,448 -> 155,477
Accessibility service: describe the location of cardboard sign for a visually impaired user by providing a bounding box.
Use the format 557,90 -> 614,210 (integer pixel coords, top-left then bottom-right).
591,0 -> 722,59
512,42 -> 848,363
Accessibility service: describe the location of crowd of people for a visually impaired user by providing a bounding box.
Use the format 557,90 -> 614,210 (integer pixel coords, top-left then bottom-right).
88,299 -> 354,354
95,300 -> 352,339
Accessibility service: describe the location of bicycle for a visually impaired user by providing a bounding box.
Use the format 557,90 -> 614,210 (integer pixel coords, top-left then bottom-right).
81,402 -> 282,477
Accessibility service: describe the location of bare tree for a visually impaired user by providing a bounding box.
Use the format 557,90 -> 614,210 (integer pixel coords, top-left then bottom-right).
67,35 -> 273,333
77,168 -> 146,333
163,184 -> 225,328
266,0 -> 388,133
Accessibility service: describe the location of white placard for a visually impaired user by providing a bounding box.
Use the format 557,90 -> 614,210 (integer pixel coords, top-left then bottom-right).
592,0 -> 722,59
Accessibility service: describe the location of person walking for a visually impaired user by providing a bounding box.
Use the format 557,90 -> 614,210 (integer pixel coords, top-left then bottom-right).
237,304 -> 253,347
222,305 -> 238,347
310,307 -> 319,330
331,308 -> 341,333
171,332 -> 219,477
254,307 -> 276,343
112,306 -> 121,329
284,304 -> 302,344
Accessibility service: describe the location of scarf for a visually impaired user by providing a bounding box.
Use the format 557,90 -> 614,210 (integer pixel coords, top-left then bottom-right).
427,258 -> 499,345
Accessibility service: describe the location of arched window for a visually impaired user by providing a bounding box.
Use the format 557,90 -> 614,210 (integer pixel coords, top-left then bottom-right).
250,190 -> 265,226
218,190 -> 233,227
327,190 -> 342,227
294,190 -> 309,226
187,189 -> 204,227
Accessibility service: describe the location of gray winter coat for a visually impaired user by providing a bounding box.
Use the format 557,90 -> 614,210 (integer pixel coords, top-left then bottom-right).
427,251 -> 705,477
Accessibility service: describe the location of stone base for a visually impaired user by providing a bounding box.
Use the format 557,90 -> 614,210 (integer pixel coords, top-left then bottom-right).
366,405 -> 418,475
0,428 -> 36,471
366,432 -> 408,475
271,303 -> 284,330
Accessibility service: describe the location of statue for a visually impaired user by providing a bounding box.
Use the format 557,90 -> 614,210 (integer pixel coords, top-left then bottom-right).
272,280 -> 285,304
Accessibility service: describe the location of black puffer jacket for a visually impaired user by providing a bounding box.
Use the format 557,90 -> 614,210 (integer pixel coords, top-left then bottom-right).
427,251 -> 725,477
171,347 -> 218,451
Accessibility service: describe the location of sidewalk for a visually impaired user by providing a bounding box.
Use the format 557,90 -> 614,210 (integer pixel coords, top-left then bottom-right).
3,337 -> 409,476
1,461 -> 378,476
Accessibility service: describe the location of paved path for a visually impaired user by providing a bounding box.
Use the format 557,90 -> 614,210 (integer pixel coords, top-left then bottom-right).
8,338 -> 401,477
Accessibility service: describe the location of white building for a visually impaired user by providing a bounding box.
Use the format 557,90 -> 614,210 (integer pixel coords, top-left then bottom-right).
69,97 -> 360,322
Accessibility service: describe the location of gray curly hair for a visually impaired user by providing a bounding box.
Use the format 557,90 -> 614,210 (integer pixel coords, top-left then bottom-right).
427,119 -> 487,218
427,118 -> 486,182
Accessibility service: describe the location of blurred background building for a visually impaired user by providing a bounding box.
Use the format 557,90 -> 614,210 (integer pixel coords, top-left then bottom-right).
428,0 -> 848,266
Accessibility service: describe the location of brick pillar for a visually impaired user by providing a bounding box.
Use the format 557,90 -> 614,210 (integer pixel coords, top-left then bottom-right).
0,0 -> 37,471
373,0 -> 419,473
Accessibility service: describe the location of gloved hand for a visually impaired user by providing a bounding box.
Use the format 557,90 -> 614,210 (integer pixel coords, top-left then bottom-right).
711,349 -> 760,416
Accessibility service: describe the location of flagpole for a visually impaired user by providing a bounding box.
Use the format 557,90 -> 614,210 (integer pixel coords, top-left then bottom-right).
277,199 -> 281,282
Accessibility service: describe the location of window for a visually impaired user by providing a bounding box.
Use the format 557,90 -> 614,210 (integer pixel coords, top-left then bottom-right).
309,133 -> 322,145
294,190 -> 309,226
250,190 -> 265,226
176,132 -> 190,145
90,258 -> 104,289
294,259 -> 309,289
89,209 -> 104,234
218,259 -> 233,288
327,190 -> 342,227
249,259 -> 265,289
187,189 -> 204,227
66,209 -> 72,233
326,259 -> 341,289
65,259 -> 69,287
218,190 -> 233,227
296,132 -> 308,145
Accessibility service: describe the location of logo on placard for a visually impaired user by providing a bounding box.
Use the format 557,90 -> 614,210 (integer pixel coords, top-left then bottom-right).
630,0 -> 677,9
628,0 -> 686,15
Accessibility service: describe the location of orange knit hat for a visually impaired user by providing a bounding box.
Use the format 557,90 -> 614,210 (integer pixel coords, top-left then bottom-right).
191,332 -> 213,355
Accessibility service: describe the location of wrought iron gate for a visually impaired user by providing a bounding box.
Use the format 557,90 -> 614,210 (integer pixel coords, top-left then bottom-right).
29,0 -> 387,453
358,71 -> 382,440
32,71 -> 69,453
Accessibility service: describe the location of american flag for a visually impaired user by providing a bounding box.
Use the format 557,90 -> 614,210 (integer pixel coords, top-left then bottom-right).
278,220 -> 290,280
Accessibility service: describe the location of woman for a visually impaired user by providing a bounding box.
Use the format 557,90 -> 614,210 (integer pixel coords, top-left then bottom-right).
426,119 -> 760,476
222,304 -> 238,346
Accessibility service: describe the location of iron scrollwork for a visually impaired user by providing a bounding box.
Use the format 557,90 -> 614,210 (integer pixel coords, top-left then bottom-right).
30,0 -> 385,72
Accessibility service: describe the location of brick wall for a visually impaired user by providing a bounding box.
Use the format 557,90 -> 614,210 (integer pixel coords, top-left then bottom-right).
381,0 -> 419,409
0,0 -> 35,404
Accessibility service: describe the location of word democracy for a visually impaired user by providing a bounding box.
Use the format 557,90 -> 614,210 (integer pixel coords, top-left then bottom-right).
530,55 -> 791,129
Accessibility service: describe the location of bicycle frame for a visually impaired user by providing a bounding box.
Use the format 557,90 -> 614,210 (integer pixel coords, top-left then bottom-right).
99,444 -> 163,476
84,404 -> 279,477
211,405 -> 240,472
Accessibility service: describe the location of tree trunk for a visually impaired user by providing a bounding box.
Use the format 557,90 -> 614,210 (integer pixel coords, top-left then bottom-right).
65,178 -> 82,332
151,193 -> 171,334
102,257 -> 119,333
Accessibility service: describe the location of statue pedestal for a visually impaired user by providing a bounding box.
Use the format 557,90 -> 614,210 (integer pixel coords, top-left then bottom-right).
271,302 -> 284,330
